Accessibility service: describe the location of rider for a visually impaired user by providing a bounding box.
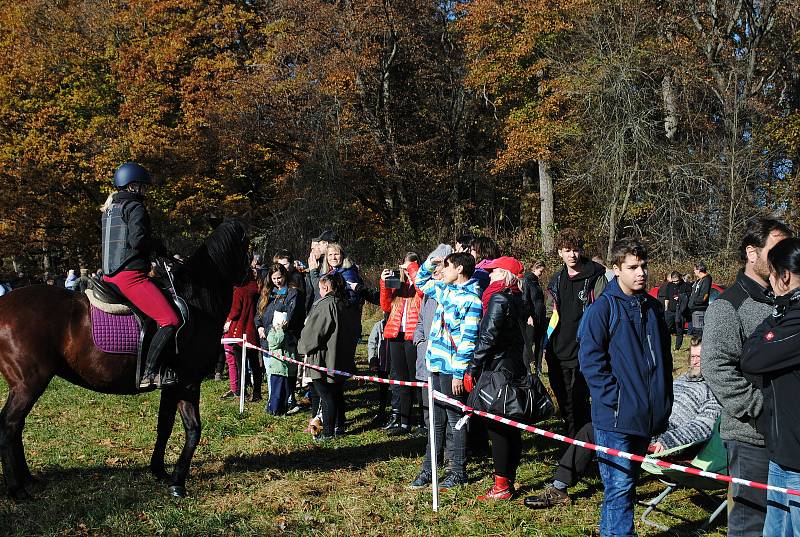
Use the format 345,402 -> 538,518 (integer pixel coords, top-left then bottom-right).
100,162 -> 181,389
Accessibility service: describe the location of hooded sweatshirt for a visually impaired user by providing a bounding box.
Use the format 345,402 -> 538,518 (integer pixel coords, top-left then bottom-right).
546,259 -> 608,367
415,259 -> 482,379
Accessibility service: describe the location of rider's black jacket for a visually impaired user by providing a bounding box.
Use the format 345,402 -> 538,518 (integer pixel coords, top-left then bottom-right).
105,191 -> 164,275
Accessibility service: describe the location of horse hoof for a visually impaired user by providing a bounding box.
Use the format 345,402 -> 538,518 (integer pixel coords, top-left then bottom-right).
28,474 -> 46,487
168,485 -> 186,498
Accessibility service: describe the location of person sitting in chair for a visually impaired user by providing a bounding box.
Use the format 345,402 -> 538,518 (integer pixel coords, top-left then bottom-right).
100,162 -> 180,389
525,336 -> 721,509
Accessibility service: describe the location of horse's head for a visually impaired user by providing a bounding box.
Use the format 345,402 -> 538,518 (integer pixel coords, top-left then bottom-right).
203,219 -> 250,286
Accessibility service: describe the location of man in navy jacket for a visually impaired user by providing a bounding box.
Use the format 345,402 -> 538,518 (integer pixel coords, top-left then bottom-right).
577,238 -> 673,537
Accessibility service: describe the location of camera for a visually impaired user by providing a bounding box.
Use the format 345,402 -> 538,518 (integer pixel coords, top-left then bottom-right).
384,270 -> 402,289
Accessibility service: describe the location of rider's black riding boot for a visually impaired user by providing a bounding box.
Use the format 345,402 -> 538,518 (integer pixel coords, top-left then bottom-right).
140,325 -> 177,389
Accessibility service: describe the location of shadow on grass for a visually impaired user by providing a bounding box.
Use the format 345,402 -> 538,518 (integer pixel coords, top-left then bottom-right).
640,490 -> 727,537
0,465 -> 167,537
215,435 -> 428,476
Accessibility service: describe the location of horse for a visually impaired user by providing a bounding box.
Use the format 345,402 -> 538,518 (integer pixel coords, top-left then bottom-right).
0,220 -> 250,500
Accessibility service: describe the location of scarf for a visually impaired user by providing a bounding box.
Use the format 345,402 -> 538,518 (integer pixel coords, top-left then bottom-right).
482,279 -> 520,314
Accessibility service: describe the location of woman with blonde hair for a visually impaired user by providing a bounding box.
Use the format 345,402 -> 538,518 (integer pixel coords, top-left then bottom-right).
324,243 -> 366,307
464,256 -> 530,500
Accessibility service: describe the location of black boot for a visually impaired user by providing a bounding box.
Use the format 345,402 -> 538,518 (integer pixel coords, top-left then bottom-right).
140,326 -> 177,389
382,410 -> 401,430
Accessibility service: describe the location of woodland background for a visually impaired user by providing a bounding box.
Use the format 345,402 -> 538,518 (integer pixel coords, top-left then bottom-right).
1,0 -> 799,275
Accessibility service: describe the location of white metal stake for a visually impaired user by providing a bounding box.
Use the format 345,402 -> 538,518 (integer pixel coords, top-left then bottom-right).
427,375 -> 439,512
239,334 -> 247,414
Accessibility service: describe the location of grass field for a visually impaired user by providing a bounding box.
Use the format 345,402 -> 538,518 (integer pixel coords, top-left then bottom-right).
0,316 -> 727,537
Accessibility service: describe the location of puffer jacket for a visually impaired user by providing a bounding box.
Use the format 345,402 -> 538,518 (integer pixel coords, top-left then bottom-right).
415,259 -> 483,379
380,262 -> 423,340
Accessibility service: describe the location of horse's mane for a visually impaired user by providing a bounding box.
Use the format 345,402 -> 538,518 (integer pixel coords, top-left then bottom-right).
172,220 -> 248,317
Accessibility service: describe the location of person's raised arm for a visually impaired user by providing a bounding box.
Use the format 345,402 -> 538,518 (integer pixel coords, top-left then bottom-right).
415,258 -> 444,302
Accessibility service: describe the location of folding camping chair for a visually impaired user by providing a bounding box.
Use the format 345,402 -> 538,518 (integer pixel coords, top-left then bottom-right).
640,418 -> 728,532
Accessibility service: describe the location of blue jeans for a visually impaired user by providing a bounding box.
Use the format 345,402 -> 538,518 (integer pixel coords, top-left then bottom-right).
422,373 -> 467,477
594,428 -> 649,537
763,461 -> 800,537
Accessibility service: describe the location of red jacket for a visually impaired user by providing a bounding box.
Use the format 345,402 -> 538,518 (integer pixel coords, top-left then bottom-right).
225,278 -> 260,342
380,262 -> 423,340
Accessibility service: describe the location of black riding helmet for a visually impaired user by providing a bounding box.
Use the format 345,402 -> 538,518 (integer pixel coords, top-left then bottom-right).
113,162 -> 152,189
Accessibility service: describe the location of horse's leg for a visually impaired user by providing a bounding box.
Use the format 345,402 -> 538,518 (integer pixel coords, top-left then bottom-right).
13,427 -> 35,484
0,382 -> 48,500
168,383 -> 201,498
150,386 -> 179,481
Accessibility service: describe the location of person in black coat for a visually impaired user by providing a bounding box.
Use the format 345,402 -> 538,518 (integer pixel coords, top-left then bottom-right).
688,261 -> 712,334
741,237 -> 800,535
522,260 -> 546,369
464,256 -> 530,501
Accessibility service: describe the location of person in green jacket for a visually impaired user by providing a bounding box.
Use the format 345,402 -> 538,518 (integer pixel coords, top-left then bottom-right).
297,273 -> 360,440
264,311 -> 298,415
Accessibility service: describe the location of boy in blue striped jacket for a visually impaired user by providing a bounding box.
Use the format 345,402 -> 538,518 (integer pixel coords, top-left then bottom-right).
409,251 -> 483,490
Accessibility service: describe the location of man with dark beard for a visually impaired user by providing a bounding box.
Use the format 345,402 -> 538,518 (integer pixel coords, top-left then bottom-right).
702,218 -> 793,537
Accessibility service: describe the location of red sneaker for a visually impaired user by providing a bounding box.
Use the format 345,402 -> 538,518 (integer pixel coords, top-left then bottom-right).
477,475 -> 514,501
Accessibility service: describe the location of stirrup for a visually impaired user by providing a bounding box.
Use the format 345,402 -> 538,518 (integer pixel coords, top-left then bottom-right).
139,373 -> 156,389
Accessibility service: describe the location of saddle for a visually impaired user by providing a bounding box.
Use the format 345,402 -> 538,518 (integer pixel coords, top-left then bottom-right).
85,278 -> 188,390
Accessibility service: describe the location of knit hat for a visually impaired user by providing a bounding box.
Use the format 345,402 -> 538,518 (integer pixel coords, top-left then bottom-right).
426,243 -> 454,264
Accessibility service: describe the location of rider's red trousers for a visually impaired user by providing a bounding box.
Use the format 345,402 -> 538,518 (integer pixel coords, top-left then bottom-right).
104,269 -> 180,328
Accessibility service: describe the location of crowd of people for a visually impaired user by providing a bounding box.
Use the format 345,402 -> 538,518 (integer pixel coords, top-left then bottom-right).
1,267 -> 101,293
4,193 -> 799,535
86,163 -> 800,535
215,218 -> 800,537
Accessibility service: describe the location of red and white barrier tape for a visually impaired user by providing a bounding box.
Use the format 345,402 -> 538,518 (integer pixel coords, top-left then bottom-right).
223,337 -> 800,498
241,341 -> 428,388
430,390 -> 800,498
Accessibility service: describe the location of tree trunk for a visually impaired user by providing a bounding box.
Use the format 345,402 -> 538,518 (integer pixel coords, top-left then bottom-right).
662,74 -> 678,141
521,164 -> 537,229
538,160 -> 554,253
606,197 -> 618,262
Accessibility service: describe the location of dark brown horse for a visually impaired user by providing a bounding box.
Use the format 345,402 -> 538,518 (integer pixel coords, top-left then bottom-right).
0,220 -> 249,500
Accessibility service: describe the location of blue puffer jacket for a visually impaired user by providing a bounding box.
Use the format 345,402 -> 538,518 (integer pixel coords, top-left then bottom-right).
577,278 -> 673,437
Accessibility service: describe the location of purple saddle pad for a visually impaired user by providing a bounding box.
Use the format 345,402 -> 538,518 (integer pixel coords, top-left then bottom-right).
90,304 -> 141,355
